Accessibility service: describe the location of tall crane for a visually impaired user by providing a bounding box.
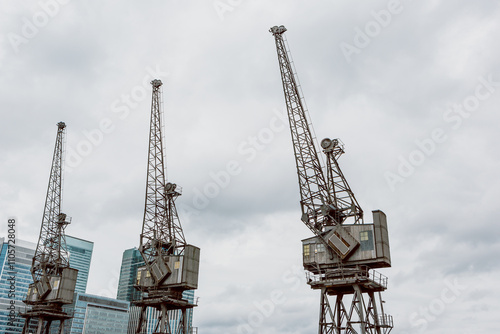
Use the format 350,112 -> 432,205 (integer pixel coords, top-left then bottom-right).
270,25 -> 393,333
22,122 -> 78,334
134,79 -> 200,334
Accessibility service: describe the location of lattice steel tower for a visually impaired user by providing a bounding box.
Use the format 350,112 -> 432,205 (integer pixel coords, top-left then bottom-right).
21,122 -> 78,334
134,79 -> 200,334
270,25 -> 393,333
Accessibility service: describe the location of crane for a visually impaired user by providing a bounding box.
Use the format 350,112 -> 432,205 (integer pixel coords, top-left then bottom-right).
270,25 -> 393,333
21,122 -> 78,334
134,79 -> 200,334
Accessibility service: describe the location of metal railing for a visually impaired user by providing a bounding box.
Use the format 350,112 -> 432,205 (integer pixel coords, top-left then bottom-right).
306,266 -> 388,289
378,314 -> 394,328
369,269 -> 388,288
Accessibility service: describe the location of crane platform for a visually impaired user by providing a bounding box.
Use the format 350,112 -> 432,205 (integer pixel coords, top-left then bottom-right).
307,266 -> 388,294
133,293 -> 197,310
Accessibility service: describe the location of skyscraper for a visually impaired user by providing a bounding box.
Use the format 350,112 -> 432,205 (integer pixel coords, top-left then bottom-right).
65,235 -> 93,294
0,238 -> 36,334
117,247 -> 144,302
65,293 -> 129,334
0,235 -> 93,333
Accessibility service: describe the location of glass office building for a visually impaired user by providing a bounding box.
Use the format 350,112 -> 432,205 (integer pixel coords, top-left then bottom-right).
66,236 -> 94,294
65,293 -> 129,334
0,235 -> 93,333
0,238 -> 36,334
117,247 -> 144,302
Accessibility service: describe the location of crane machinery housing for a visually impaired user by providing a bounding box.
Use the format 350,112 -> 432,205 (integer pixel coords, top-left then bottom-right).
133,79 -> 200,334
270,25 -> 393,333
21,122 -> 78,334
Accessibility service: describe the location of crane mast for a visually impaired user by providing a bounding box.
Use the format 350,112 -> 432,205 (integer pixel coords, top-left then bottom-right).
270,25 -> 393,333
22,122 -> 78,334
321,137 -> 364,225
134,80 -> 199,334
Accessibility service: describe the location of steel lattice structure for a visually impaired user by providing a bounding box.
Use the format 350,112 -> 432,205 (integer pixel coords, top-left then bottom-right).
270,26 -> 363,237
32,122 -> 70,283
322,138 -> 363,225
135,80 -> 199,334
319,286 -> 393,334
22,122 -> 78,334
139,79 -> 186,268
270,25 -> 393,333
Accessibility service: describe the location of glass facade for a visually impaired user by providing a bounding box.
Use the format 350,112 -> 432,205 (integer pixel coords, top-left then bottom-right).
182,290 -> 195,330
0,238 -> 36,333
65,293 -> 129,334
0,235 -> 92,333
66,236 -> 94,294
117,248 -> 144,302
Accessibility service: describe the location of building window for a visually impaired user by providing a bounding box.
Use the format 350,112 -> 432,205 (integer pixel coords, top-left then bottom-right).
303,244 -> 310,257
359,230 -> 374,251
136,271 -> 141,285
316,243 -> 325,253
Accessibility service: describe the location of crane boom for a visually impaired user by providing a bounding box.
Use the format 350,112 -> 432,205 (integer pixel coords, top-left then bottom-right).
22,122 -> 78,334
134,80 -> 199,334
270,25 -> 332,235
31,121 -> 71,292
270,25 -> 364,250
139,79 -> 186,286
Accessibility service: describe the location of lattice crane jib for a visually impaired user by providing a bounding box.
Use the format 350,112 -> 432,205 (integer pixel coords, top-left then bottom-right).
22,122 -> 78,334
270,26 -> 331,229
134,80 -> 199,334
270,26 -> 363,258
139,79 -> 187,288
31,122 -> 71,292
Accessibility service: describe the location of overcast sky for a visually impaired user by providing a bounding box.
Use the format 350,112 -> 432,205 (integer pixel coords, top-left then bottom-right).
1,1 -> 499,333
